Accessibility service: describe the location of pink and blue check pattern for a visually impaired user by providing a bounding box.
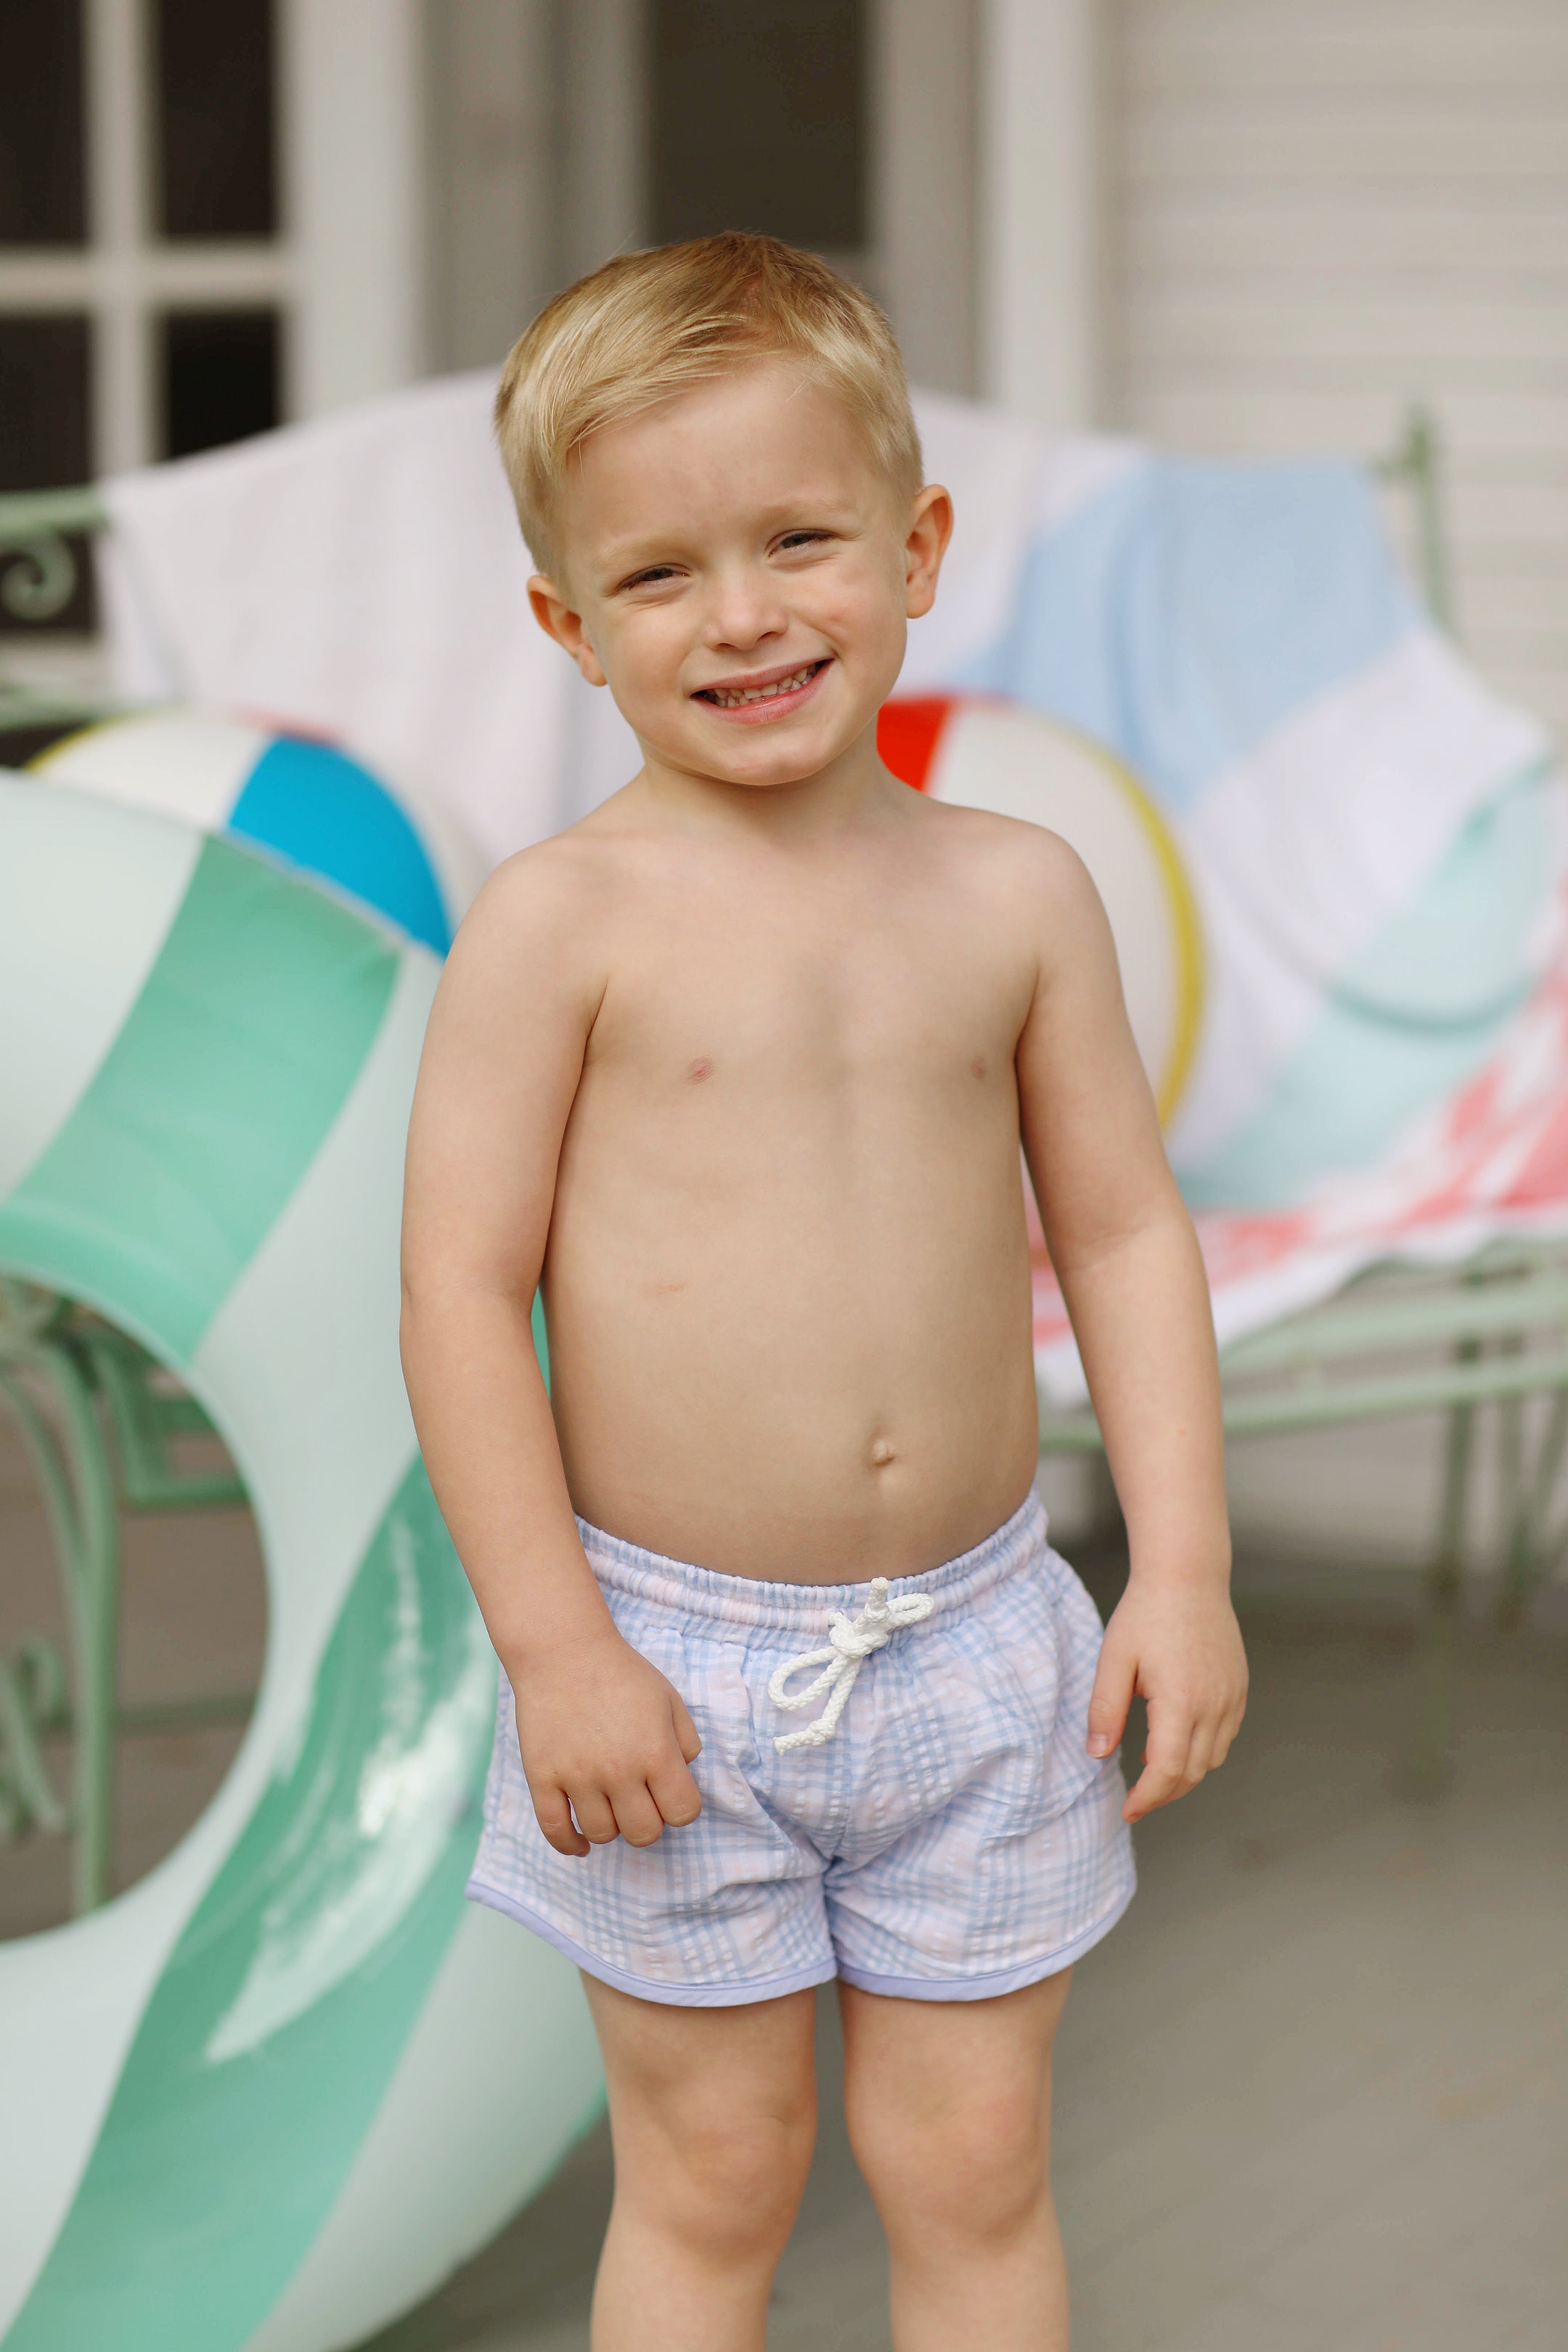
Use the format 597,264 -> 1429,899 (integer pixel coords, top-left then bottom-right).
467,1490 -> 1135,2006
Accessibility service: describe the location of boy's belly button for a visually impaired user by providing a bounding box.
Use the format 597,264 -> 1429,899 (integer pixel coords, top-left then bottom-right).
868,1434 -> 897,1469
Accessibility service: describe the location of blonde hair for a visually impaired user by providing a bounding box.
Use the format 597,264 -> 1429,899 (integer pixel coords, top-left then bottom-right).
494,232 -> 923,578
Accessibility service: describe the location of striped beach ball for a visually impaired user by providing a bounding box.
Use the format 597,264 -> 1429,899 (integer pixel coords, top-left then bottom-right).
878,695 -> 1204,1123
28,707 -> 484,955
0,777 -> 599,2352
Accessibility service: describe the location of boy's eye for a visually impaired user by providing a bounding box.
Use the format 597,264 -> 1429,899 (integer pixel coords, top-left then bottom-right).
777,531 -> 830,552
621,565 -> 679,590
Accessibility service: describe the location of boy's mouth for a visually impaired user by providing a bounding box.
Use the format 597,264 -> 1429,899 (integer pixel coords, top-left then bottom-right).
693,658 -> 830,716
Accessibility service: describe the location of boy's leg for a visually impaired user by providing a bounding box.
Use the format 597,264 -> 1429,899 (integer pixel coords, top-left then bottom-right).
838,1968 -> 1074,2352
583,1975 -> 820,2352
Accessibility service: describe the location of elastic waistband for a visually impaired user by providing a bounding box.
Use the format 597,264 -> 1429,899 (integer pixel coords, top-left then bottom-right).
574,1488 -> 1051,1633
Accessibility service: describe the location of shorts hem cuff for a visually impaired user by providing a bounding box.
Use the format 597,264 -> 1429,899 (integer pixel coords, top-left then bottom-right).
834,1877 -> 1137,2004
465,1877 -> 837,2009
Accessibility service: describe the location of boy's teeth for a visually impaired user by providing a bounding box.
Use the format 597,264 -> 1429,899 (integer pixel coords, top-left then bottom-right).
707,663 -> 817,707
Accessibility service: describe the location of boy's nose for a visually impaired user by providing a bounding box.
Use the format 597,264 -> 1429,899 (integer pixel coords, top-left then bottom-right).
703,572 -> 788,652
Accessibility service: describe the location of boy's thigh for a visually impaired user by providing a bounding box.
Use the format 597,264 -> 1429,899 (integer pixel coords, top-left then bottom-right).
837,1967 -> 1071,2137
584,1973 -> 820,2133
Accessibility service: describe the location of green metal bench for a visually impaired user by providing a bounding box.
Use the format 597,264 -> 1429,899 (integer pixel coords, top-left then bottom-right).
1039,1241 -> 1568,1796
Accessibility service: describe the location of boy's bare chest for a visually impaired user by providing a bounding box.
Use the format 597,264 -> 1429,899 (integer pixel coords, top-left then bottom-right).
581,888 -> 1034,1103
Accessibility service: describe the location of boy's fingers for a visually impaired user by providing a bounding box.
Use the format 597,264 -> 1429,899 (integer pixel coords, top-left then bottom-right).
1201,1690 -> 1248,1773
570,1787 -> 620,1845
609,1782 -> 666,1849
670,1694 -> 703,1763
534,1786 -> 589,1858
1123,1710 -> 1193,1818
648,1754 -> 703,1829
1123,1763 -> 1180,1821
1182,1723 -> 1217,1789
1085,1643 -> 1135,1759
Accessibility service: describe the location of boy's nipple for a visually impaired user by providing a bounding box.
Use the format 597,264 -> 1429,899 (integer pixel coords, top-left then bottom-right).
686,1056 -> 714,1083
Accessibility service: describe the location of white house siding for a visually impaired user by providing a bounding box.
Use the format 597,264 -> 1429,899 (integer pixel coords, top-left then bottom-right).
1108,0 -> 1568,734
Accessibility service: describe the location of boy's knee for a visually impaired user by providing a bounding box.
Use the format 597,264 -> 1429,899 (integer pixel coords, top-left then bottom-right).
849,2084 -> 1048,2250
635,2097 -> 816,2265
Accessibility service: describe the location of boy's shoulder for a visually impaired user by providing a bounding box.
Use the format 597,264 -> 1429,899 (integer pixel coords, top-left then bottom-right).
452,791 -> 644,950
910,788 -> 1106,929
436,807 -> 645,1022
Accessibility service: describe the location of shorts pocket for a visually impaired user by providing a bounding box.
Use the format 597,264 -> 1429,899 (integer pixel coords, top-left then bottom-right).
989,1551 -> 1107,1821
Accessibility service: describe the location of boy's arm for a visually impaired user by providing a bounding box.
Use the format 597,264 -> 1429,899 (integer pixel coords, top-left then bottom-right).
1013,835 -> 1247,1824
400,853 -> 701,1857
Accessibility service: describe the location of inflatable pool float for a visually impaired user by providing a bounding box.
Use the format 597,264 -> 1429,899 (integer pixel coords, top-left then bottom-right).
878,696 -> 1204,1122
0,776 -> 600,2352
27,707 -> 483,954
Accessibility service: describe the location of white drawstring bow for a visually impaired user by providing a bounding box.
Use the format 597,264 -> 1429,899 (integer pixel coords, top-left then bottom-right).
768,1577 -> 935,1752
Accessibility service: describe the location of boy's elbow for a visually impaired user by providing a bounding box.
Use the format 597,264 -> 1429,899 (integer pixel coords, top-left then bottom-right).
399,1254 -> 536,1340
398,1255 -> 458,1376
398,1279 -> 428,1387
399,1244 -> 434,1330
1049,1176 -> 1193,1280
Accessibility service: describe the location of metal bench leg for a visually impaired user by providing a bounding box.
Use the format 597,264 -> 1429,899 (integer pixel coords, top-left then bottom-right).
1408,1395 -> 1474,1796
1495,1386 -> 1568,1630
0,1288 -> 122,1914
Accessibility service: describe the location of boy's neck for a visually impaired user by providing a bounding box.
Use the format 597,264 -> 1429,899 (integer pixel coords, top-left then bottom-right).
628,722 -> 901,846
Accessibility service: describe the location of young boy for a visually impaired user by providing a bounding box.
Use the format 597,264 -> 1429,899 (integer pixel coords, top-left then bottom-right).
401,232 -> 1246,2352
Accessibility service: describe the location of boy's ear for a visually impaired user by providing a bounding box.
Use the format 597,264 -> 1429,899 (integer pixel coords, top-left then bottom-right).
528,574 -> 608,688
904,484 -> 954,621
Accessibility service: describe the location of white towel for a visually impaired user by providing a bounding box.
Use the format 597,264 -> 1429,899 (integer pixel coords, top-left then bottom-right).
99,372 -> 640,867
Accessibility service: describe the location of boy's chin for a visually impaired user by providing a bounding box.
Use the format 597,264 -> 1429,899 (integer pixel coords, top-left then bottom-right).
645,722 -> 859,793
687,746 -> 846,793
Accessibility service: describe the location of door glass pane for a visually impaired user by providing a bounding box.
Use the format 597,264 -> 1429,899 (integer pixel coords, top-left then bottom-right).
0,0 -> 86,245
154,0 -> 277,240
0,317 -> 90,489
0,314 -> 95,634
651,0 -> 866,251
160,310 -> 280,457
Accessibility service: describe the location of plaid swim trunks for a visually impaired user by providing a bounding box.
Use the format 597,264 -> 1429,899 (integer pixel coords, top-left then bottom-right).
466,1489 -> 1135,2006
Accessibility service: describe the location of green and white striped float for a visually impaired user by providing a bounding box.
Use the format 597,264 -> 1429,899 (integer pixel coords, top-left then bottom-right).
0,775 -> 601,2352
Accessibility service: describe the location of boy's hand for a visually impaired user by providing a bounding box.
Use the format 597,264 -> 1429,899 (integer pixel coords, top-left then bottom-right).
510,1627 -> 703,1857
1085,1575 -> 1247,1824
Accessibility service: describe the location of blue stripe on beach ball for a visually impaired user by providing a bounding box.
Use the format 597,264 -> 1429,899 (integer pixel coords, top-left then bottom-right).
227,737 -> 452,954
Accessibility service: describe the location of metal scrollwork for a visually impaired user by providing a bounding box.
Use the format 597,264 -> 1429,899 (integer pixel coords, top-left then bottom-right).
0,488 -> 105,629
0,1636 -> 70,1842
0,488 -> 112,737
0,528 -> 79,624
0,1293 -> 121,1914
0,1289 -> 75,1854
0,1277 -> 253,1919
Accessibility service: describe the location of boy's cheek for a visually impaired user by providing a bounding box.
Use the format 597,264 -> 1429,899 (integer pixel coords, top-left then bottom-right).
592,623 -> 685,714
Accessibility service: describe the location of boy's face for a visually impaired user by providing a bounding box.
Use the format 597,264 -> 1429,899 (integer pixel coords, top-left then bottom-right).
529,360 -> 951,798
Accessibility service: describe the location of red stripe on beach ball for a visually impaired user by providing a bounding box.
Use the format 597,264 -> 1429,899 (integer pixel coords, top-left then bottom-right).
876,695 -> 952,792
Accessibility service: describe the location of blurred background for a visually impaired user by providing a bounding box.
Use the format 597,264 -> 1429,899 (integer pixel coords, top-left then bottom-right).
7,0 -> 1568,1563
3,9 -> 1567,2352
4,0 -> 1565,726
